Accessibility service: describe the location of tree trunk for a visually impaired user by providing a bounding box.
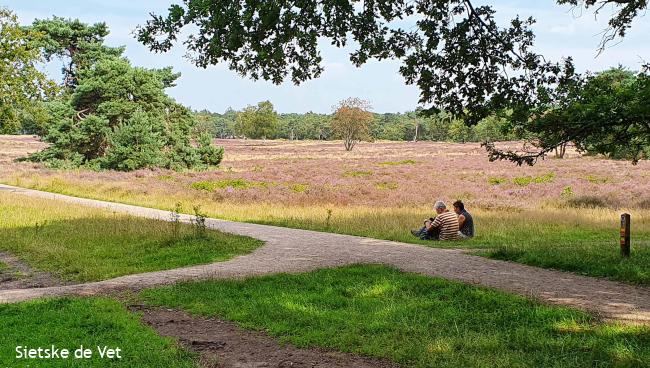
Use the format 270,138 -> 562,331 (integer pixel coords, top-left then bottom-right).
555,142 -> 567,158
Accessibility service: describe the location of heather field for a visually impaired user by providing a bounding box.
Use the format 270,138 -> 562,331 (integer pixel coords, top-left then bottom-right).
1,135 -> 649,283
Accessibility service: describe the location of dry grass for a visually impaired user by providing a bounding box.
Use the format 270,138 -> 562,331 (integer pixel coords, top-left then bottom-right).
1,136 -> 649,282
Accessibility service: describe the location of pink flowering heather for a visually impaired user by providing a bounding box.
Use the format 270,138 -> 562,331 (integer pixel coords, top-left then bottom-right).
1,136 -> 649,210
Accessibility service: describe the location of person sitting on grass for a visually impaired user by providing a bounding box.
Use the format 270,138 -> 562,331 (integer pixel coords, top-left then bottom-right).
411,201 -> 460,240
453,200 -> 474,239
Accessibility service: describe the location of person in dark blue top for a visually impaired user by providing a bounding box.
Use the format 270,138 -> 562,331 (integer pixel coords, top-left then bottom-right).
453,200 -> 474,238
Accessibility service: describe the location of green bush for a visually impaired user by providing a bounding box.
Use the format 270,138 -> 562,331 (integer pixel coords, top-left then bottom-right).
101,111 -> 166,171
26,18 -> 223,171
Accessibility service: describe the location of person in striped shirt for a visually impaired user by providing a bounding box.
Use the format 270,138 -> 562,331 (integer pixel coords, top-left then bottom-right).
411,201 -> 460,240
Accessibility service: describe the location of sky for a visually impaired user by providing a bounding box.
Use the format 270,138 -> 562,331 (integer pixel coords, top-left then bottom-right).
2,0 -> 649,113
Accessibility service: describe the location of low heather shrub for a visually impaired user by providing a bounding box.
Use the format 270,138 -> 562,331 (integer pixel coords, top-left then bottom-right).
566,195 -> 609,209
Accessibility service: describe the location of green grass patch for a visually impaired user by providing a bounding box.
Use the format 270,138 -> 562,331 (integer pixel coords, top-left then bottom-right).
0,261 -> 8,272
290,183 -> 309,193
513,172 -> 556,186
487,177 -> 507,185
0,192 -> 262,282
156,174 -> 174,182
142,265 -> 650,368
0,297 -> 195,367
561,186 -> 575,197
477,228 -> 650,284
585,175 -> 612,184
190,178 -> 266,191
379,159 -> 416,166
342,170 -> 373,178
375,182 -> 398,190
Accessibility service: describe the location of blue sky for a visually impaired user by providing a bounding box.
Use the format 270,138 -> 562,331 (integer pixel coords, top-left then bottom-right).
3,0 -> 648,113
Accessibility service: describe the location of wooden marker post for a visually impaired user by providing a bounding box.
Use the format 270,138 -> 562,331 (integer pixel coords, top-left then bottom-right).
620,213 -> 631,257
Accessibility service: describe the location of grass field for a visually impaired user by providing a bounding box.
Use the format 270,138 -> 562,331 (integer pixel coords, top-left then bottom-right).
0,297 -> 195,367
142,265 -> 650,368
0,191 -> 262,282
1,136 -> 649,283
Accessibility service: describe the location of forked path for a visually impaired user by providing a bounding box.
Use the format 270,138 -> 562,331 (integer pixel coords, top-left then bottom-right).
1,184 -> 649,324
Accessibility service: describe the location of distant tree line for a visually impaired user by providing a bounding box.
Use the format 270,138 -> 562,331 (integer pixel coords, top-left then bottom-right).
193,103 -> 521,144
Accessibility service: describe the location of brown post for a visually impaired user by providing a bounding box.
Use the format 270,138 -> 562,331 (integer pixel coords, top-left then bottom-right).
620,213 -> 631,257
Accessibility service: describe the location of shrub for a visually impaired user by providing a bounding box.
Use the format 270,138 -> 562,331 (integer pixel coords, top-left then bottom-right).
196,133 -> 224,166
566,195 -> 608,209
101,111 -> 166,171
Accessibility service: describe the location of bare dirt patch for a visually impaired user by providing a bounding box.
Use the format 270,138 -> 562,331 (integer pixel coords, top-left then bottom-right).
135,306 -> 399,368
0,252 -> 64,290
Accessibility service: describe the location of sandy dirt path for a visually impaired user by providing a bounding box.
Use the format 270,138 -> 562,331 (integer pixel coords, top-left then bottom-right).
1,183 -> 649,324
